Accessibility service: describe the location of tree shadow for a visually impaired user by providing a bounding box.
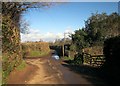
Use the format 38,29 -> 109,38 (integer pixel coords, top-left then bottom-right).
62,60 -> 109,86
101,36 -> 120,86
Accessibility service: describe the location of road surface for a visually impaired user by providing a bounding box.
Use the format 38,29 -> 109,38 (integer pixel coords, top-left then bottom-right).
25,55 -> 106,85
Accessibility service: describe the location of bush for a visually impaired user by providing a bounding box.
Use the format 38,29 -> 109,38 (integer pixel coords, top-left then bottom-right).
2,16 -> 22,84
83,46 -> 103,55
21,42 -> 50,58
73,53 -> 83,65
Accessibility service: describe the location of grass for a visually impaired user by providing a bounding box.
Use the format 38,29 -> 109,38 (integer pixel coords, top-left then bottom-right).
24,50 -> 50,58
16,60 -> 26,71
21,42 -> 50,58
30,51 -> 46,57
61,56 -> 74,60
2,59 -> 26,84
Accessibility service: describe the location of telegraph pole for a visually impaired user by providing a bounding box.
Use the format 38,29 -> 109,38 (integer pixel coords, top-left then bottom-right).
62,33 -> 65,57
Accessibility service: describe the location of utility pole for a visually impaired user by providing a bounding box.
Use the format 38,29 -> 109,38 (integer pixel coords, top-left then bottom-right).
62,33 -> 65,57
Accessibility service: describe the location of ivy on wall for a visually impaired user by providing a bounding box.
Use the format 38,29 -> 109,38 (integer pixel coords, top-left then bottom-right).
2,15 -> 22,83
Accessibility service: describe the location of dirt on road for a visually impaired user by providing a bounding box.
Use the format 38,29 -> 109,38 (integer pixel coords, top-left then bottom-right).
7,55 -> 65,84
25,58 -> 65,84
7,54 -> 107,85
7,62 -> 38,84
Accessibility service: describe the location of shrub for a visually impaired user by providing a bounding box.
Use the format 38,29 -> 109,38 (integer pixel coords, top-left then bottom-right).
2,16 -> 22,84
83,46 -> 103,55
21,42 -> 50,58
73,53 -> 84,65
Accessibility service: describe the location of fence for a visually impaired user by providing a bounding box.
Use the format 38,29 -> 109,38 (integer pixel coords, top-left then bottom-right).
83,53 -> 105,67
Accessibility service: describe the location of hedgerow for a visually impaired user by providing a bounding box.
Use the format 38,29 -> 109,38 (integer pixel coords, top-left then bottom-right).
2,16 -> 22,84
21,42 -> 50,58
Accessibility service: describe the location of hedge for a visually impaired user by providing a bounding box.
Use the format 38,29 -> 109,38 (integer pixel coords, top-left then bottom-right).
2,16 -> 22,84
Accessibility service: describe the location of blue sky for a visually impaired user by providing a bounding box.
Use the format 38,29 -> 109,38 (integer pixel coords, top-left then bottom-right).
21,2 -> 118,42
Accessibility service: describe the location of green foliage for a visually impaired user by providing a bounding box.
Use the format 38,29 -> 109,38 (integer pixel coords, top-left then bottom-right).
16,60 -> 26,71
70,12 -> 120,66
30,51 -> 48,57
71,29 -> 89,53
71,12 -> 120,55
2,2 -> 52,84
22,42 -> 50,58
70,44 -> 76,52
2,16 -> 22,84
62,56 -> 74,60
2,60 -> 26,84
2,2 -> 52,33
83,46 -> 103,55
30,51 -> 42,57
73,53 -> 83,65
85,12 -> 119,45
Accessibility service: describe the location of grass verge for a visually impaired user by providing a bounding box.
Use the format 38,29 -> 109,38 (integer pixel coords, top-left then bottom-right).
61,56 -> 74,60
16,60 -> 26,71
23,50 -> 50,58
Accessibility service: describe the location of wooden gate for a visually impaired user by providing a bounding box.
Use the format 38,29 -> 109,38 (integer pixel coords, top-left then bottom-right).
83,53 -> 105,67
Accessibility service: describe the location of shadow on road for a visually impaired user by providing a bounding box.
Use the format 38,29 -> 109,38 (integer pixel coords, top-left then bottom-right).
62,60 -> 108,86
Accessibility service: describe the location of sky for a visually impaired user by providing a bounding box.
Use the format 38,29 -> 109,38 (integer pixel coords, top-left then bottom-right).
20,2 -> 118,42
